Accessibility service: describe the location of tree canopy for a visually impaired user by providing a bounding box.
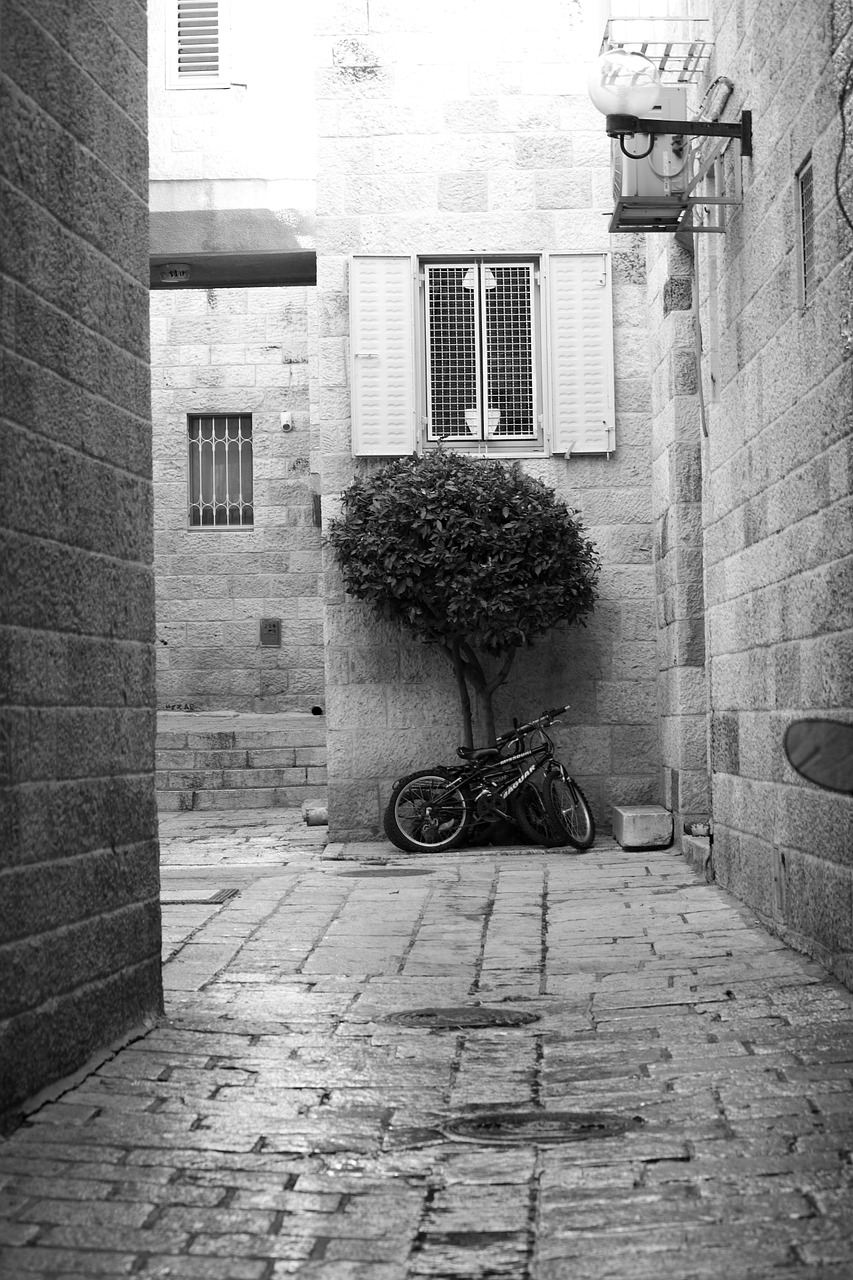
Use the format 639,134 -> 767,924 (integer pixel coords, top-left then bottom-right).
328,450 -> 601,744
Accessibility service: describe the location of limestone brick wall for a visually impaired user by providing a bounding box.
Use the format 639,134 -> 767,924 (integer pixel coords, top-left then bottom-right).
150,287 -> 325,713
316,1 -> 662,840
695,0 -> 853,978
0,0 -> 162,1116
645,239 -> 711,836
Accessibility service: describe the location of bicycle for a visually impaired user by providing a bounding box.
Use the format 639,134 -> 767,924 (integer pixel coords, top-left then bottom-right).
383,704 -> 595,854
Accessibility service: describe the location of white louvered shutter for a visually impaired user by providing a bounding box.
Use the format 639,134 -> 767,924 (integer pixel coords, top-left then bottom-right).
168,0 -> 230,89
350,256 -> 417,456
546,253 -> 615,455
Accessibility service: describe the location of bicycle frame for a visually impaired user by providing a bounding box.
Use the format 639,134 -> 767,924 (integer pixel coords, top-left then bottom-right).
434,728 -> 555,816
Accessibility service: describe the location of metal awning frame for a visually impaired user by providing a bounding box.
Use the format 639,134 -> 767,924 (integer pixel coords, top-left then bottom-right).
601,17 -> 714,86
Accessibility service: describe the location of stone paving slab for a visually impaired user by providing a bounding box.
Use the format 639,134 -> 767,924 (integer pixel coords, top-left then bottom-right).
158,807 -> 328,868
2,817 -> 853,1278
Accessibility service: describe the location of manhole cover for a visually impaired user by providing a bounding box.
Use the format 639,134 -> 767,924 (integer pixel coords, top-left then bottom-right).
335,869 -> 434,878
441,1110 -> 644,1145
385,1006 -> 540,1029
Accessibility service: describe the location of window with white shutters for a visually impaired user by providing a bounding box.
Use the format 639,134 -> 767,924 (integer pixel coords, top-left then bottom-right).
349,253 -> 615,459
350,256 -> 417,457
546,253 -> 615,456
167,0 -> 230,89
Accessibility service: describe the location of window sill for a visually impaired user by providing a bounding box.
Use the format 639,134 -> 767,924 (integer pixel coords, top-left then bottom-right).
422,442 -> 548,461
186,524 -> 256,532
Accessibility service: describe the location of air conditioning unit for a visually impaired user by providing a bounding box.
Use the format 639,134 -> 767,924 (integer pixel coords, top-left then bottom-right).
612,85 -> 690,203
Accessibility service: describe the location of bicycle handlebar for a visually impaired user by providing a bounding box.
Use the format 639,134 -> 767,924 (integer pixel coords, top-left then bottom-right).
496,704 -> 569,743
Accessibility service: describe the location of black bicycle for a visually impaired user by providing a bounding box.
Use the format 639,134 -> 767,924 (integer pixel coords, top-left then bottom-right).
383,705 -> 595,854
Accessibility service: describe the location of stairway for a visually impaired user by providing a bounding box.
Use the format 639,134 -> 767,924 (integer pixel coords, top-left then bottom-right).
156,712 -> 327,811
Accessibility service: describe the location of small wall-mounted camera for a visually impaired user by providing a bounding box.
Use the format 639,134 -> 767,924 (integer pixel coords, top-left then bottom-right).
280,412 -> 294,432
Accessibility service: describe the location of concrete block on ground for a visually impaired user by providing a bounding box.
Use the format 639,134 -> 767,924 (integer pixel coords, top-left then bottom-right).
613,804 -> 673,849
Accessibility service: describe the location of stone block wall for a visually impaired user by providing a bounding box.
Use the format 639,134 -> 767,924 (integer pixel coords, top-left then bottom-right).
0,0 -> 162,1117
150,287 -> 325,713
693,0 -> 853,978
316,1 -> 662,840
645,238 -> 711,836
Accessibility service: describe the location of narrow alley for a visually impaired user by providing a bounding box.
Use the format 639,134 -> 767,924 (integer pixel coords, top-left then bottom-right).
1,815 -> 852,1279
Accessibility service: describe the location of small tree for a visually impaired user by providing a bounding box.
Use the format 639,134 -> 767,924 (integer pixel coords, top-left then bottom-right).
328,450 -> 600,747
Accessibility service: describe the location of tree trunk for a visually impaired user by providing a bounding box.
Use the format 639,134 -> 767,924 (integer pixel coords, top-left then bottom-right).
448,642 -> 517,747
478,648 -> 515,745
450,639 -> 474,747
477,686 -> 497,747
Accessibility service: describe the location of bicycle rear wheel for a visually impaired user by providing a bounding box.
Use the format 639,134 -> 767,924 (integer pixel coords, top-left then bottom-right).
543,767 -> 595,850
384,770 -> 471,853
510,781 -> 563,847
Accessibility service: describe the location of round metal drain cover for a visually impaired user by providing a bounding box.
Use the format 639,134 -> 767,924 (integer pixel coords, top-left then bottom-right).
335,868 -> 434,878
441,1109 -> 644,1145
386,1006 -> 540,1029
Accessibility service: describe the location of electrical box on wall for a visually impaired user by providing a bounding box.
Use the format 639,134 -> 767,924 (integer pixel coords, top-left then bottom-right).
612,85 -> 689,202
260,618 -> 281,647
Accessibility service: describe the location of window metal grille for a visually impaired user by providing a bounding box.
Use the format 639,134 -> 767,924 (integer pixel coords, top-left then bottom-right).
425,266 -> 479,438
484,266 -> 535,438
798,157 -> 815,307
188,414 -> 253,527
425,262 -> 536,442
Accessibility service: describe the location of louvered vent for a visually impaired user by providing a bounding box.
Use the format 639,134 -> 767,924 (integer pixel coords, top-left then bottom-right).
175,0 -> 222,82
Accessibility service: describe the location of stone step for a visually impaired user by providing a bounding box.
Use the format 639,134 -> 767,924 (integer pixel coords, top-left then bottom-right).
157,785 -> 327,812
156,712 -> 327,811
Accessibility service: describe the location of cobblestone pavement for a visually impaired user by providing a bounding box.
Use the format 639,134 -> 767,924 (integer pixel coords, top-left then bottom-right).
2,811 -> 853,1279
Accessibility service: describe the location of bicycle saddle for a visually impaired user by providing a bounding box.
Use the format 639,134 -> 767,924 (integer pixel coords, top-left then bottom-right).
457,745 -> 501,761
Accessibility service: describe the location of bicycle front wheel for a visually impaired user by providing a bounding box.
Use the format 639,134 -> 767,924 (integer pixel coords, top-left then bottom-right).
543,768 -> 595,850
384,770 -> 471,853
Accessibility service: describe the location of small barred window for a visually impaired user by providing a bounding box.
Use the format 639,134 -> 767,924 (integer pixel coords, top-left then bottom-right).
188,414 -> 253,528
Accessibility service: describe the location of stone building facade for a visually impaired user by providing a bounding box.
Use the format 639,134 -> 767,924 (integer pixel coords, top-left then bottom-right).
148,0 -> 852,990
2,0 -> 851,1125
316,2 -> 663,842
148,0 -> 324,716
0,0 -> 161,1119
313,0 -> 853,982
645,0 -> 853,983
150,285 -> 324,713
